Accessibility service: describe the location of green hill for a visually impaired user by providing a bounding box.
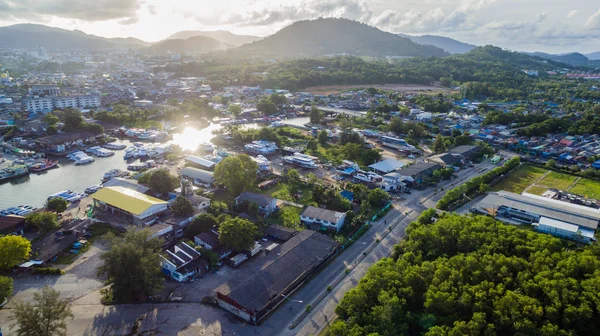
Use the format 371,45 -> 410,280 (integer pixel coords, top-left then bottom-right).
231,18 -> 449,59
147,36 -> 230,55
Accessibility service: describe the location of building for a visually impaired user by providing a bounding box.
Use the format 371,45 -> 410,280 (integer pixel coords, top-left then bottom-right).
264,224 -> 297,242
181,167 -> 214,186
301,206 -> 347,232
368,158 -> 406,175
34,132 -> 99,153
216,230 -> 337,324
0,215 -> 25,235
448,145 -> 481,160
26,95 -> 101,114
160,242 -> 208,282
29,84 -> 60,96
473,191 -> 599,244
185,155 -> 216,171
426,153 -> 463,166
92,186 -> 169,225
395,162 -> 442,184
194,231 -> 232,260
235,192 -> 278,217
134,99 -> 153,107
103,177 -> 150,194
148,223 -> 175,247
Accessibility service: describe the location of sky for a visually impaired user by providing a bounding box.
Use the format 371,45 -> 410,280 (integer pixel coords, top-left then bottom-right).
0,0 -> 599,54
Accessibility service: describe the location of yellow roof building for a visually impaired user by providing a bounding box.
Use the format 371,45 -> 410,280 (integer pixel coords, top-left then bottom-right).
92,186 -> 168,217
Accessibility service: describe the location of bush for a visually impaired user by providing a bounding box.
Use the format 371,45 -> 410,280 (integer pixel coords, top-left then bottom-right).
32,267 -> 64,275
305,304 -> 312,312
437,157 -> 520,210
0,275 -> 13,301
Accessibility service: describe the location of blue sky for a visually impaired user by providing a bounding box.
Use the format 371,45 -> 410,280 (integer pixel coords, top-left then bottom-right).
0,0 -> 599,53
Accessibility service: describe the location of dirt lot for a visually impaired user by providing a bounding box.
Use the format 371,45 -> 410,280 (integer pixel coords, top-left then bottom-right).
303,84 -> 457,95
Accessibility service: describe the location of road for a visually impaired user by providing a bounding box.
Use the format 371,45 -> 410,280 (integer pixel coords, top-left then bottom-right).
0,159 -> 505,336
294,105 -> 367,118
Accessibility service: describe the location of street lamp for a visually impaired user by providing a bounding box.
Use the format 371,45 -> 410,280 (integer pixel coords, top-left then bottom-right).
281,293 -> 303,303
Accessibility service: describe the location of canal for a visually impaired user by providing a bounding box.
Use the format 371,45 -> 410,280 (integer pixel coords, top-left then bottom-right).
0,117 -> 309,209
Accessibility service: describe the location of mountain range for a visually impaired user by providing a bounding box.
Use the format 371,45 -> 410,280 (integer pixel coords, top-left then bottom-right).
398,34 -> 477,54
0,20 -> 597,62
166,30 -> 260,47
230,18 -> 449,58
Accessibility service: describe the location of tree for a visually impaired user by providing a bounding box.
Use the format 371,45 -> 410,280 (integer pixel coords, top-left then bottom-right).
144,168 -> 178,195
46,197 -> 68,213
310,107 -> 322,125
247,202 -> 259,217
25,211 -> 59,234
367,188 -> 390,208
285,169 -> 302,187
433,134 -> 445,153
11,285 -> 73,336
318,129 -> 328,146
214,155 -> 258,195
46,125 -> 58,135
257,98 -> 278,115
184,213 -> 218,238
546,159 -> 557,169
0,275 -> 13,302
228,104 -> 242,117
98,230 -> 164,303
479,183 -> 489,194
269,93 -> 287,107
171,196 -> 194,217
62,108 -> 83,131
307,139 -> 318,151
208,201 -> 228,215
218,217 -> 258,251
280,207 -> 300,228
43,113 -> 59,126
0,235 -> 31,270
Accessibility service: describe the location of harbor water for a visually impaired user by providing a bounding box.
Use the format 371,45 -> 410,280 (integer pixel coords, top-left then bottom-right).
0,117 -> 309,209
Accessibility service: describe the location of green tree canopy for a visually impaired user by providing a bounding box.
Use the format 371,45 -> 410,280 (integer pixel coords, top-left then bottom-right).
0,235 -> 31,270
310,106 -> 322,125
98,229 -> 164,303
318,129 -> 328,145
0,275 -> 13,301
334,213 -> 600,336
214,154 -> 258,195
171,195 -> 194,217
218,217 -> 258,251
184,213 -> 218,238
257,98 -> 278,115
141,168 -> 179,195
46,197 -> 68,213
367,188 -> 390,208
25,211 -> 59,234
228,104 -> 242,117
46,125 -> 58,135
11,285 -> 74,336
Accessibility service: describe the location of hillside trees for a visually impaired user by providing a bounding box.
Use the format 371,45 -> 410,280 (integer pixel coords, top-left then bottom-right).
333,212 -> 600,336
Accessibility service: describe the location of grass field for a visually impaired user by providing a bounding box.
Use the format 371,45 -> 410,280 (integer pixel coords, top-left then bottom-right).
569,178 -> 600,199
526,185 -> 549,195
538,172 -> 577,190
491,165 -> 546,193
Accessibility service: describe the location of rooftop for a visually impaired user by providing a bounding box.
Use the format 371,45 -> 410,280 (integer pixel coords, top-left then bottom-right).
103,177 -> 149,194
236,192 -> 275,208
476,191 -> 600,230
92,186 -> 168,216
264,224 -> 297,242
216,230 -> 337,313
301,206 -> 345,224
396,162 -> 441,177
34,132 -> 97,145
181,166 -> 214,182
368,158 -> 406,174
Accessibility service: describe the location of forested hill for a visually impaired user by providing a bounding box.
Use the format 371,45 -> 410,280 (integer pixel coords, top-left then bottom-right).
147,36 -> 230,55
229,18 -> 449,58
398,34 -> 477,54
157,46 -> 571,96
330,211 -> 600,335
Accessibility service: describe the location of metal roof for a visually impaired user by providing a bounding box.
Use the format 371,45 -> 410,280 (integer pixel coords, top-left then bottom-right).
181,167 -> 214,183
368,158 -> 406,173
92,186 -> 168,216
103,177 -> 150,194
301,206 -> 345,224
216,230 -> 337,313
476,191 -> 600,230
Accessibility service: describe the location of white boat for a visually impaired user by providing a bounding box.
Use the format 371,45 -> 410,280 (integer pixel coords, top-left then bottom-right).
85,185 -> 103,194
47,190 -> 75,201
283,153 -> 317,169
103,142 -> 127,150
354,171 -> 383,183
103,169 -> 128,181
269,121 -> 285,128
75,156 -> 95,165
199,142 -> 214,152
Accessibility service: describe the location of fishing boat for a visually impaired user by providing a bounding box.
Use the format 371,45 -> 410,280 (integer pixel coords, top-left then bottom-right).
29,159 -> 59,172
85,185 -> 103,194
103,142 -> 127,150
282,153 -> 318,169
0,165 -> 29,183
102,169 -> 129,182
199,142 -> 214,152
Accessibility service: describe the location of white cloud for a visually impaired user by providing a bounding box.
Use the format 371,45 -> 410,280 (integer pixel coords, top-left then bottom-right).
0,0 -> 141,22
566,10 -> 578,18
587,9 -> 600,29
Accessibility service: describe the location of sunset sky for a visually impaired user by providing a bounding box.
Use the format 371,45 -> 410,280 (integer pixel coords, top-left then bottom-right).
0,0 -> 599,53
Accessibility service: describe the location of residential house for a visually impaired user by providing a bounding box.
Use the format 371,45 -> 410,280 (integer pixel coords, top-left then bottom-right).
448,145 -> 481,160
235,192 -> 278,217
426,153 -> 464,167
301,206 -> 347,232
395,162 -> 442,185
160,242 -> 208,282
194,231 -> 232,260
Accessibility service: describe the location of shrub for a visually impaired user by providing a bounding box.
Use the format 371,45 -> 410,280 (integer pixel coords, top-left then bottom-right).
32,267 -> 64,275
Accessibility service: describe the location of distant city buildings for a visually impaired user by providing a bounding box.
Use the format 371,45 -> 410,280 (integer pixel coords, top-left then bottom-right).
26,94 -> 101,114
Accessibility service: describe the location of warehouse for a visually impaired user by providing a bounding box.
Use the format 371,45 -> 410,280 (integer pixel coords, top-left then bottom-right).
216,230 -> 337,324
473,191 -> 599,244
185,155 -> 216,171
92,186 -> 168,225
180,167 -> 215,187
